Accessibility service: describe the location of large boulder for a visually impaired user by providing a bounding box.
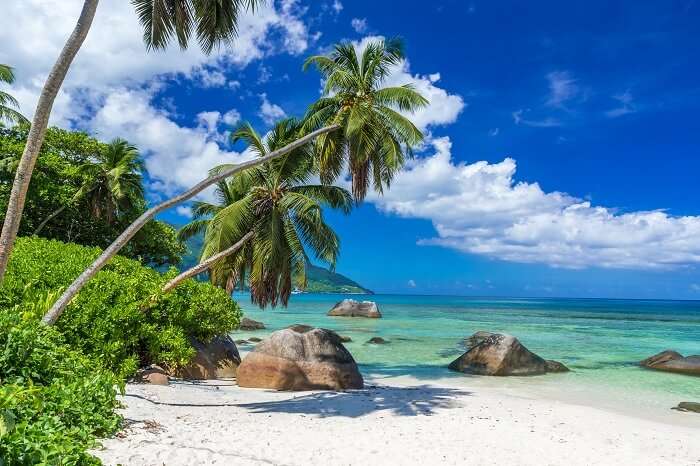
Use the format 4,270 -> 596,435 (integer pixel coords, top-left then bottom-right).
327,299 -> 382,318
449,333 -> 568,376
173,336 -> 241,380
641,350 -> 700,376
237,326 -> 363,391
240,317 -> 265,331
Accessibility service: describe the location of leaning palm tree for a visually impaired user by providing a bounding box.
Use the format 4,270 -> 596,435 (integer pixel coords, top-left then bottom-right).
0,0 -> 264,282
43,39 -> 428,325
303,38 -> 429,200
0,65 -> 28,126
33,139 -> 144,235
164,119 -> 353,308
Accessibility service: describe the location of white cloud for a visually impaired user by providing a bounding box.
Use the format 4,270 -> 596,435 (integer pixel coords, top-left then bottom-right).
0,0 -> 315,195
350,36 -> 465,132
222,109 -> 242,126
369,137 -> 700,270
332,1 -> 344,14
512,109 -> 561,128
258,93 -> 287,125
489,128 -> 500,136
545,71 -> 579,108
89,87 -> 253,197
176,206 -> 193,218
407,279 -> 417,288
351,18 -> 368,33
605,90 -> 636,118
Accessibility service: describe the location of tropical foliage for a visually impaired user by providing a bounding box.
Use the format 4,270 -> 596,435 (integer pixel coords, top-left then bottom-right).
1,236 -> 242,378
0,64 -> 28,126
303,38 -> 428,200
0,126 -> 185,266
180,118 -> 353,307
0,306 -> 121,464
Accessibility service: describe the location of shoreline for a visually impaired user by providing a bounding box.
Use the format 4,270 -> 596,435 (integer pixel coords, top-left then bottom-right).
93,375 -> 700,465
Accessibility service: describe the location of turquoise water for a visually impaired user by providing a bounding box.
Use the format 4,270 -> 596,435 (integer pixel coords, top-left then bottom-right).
234,294 -> 700,418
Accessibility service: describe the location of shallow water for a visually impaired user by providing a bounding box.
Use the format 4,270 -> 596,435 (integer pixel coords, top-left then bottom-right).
234,293 -> 700,419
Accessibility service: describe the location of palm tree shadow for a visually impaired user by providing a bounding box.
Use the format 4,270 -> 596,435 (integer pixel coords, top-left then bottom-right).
237,384 -> 471,418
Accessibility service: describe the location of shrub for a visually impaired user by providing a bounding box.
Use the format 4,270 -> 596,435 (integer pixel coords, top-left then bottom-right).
1,237 -> 242,378
0,307 -> 121,465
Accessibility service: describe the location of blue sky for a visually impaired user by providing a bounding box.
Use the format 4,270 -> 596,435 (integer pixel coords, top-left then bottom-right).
2,0 -> 700,299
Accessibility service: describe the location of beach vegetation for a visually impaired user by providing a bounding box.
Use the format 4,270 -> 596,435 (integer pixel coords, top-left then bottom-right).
0,64 -> 28,126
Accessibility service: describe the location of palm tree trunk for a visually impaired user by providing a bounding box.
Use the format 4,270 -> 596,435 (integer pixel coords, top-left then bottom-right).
33,205 -> 68,236
42,124 -> 340,325
0,0 -> 99,283
162,231 -> 253,293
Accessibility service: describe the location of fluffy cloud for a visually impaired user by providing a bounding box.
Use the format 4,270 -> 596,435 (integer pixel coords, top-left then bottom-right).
351,18 -> 369,33
88,87 -> 253,196
369,137 -> 700,270
258,93 -> 287,125
0,0 -> 315,194
0,0 -> 314,125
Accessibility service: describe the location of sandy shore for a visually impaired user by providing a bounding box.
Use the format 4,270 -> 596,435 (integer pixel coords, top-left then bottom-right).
93,376 -> 700,466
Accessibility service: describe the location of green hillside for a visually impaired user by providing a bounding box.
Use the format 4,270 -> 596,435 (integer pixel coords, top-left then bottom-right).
177,235 -> 373,295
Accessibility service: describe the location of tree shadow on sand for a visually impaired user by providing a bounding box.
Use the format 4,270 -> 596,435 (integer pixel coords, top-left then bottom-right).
237,384 -> 472,418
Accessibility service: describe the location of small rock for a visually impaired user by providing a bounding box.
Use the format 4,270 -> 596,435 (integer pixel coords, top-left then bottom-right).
673,402 -> 700,413
248,337 -> 263,343
339,335 -> 352,343
367,337 -> 388,344
545,360 -> 570,373
235,339 -> 249,345
328,299 -> 382,318
641,350 -> 700,376
240,317 -> 266,331
135,365 -> 169,385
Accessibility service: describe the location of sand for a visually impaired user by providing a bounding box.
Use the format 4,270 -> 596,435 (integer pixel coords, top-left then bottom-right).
92,376 -> 700,466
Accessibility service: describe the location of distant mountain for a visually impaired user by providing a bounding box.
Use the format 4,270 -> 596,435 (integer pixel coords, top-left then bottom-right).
177,234 -> 372,295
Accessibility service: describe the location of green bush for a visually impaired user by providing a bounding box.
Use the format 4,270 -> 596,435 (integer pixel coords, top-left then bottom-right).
0,307 -> 121,465
1,236 -> 242,378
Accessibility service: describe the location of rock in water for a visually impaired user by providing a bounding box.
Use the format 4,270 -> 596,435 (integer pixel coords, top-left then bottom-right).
237,326 -> 363,391
673,402 -> 700,413
464,331 -> 496,349
367,337 -> 389,344
545,360 -> 570,373
641,350 -> 700,376
449,333 -> 568,376
327,299 -> 382,318
174,336 -> 241,380
640,350 -> 684,367
248,337 -> 262,343
240,317 -> 266,331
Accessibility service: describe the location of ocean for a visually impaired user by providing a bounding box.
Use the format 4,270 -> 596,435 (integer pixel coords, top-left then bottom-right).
234,293 -> 700,419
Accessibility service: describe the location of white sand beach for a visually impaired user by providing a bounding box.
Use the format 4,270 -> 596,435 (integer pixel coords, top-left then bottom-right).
93,376 -> 700,466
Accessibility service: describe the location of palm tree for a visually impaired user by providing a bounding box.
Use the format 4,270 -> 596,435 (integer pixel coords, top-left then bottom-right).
0,0 -> 264,282
0,65 -> 28,126
33,139 -> 144,236
303,38 -> 429,200
44,39 -> 429,325
165,119 -> 352,308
